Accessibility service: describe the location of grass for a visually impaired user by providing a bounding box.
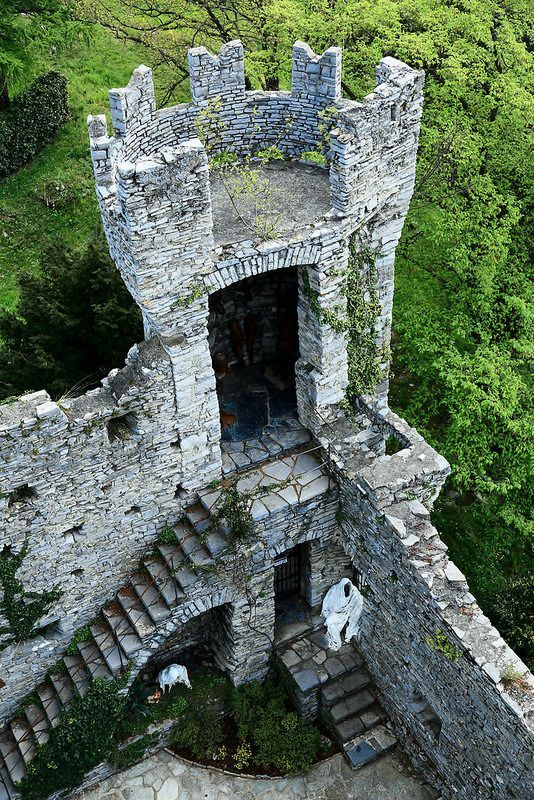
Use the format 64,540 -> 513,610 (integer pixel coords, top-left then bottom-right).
0,27 -> 146,310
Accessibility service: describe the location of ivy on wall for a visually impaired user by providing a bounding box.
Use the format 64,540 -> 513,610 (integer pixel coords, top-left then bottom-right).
302,232 -> 386,401
0,541 -> 62,650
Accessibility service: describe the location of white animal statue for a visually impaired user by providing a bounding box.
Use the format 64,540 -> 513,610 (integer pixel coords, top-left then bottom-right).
157,663 -> 192,693
321,578 -> 364,651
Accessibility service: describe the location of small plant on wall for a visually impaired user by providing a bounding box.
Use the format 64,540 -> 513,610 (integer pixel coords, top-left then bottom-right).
195,96 -> 294,240
0,541 -> 62,650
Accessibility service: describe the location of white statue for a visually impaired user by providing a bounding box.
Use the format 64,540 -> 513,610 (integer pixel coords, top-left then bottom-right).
321,578 -> 364,651
157,663 -> 192,693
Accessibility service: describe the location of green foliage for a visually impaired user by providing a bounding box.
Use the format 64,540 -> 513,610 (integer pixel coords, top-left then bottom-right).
233,680 -> 321,774
426,629 -> 463,663
157,526 -> 177,546
300,150 -> 327,166
123,679 -> 153,725
0,0 -> 79,100
208,480 -> 255,547
17,677 -> 126,800
65,625 -> 91,656
345,237 -> 385,400
170,671 -> 231,760
0,231 -> 143,400
302,235 -> 384,398
0,540 -> 62,649
110,733 -> 157,770
0,72 -> 69,178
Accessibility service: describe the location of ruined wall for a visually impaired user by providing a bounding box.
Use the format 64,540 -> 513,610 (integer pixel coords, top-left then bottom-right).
0,339 -> 186,718
322,406 -> 533,800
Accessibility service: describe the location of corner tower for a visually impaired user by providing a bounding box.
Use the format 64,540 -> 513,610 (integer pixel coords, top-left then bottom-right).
88,41 -> 424,489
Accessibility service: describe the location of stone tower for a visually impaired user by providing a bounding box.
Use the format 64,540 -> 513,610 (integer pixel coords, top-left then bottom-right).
88,39 -> 424,490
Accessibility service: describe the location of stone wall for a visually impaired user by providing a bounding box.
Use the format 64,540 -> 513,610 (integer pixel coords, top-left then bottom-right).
320,404 -> 533,800
0,338 -> 189,719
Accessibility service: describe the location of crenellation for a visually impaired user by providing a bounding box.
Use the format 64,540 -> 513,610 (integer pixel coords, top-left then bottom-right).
188,40 -> 245,105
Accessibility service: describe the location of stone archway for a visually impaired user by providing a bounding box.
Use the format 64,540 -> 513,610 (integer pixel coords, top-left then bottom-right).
128,584 -> 275,689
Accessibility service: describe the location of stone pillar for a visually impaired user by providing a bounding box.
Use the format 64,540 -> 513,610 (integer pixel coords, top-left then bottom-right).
302,538 -> 352,608
295,240 -> 349,430
212,573 -> 275,685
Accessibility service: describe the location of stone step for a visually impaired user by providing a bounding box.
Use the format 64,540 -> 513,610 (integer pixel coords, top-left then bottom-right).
24,703 -> 51,747
0,731 -> 25,785
49,671 -> 75,707
333,702 -> 388,744
90,621 -> 129,674
178,532 -> 213,569
77,639 -> 114,681
63,654 -> 91,696
9,718 -> 36,766
36,683 -> 62,728
102,604 -> 143,656
343,724 -> 398,770
172,563 -> 200,592
185,503 -> 211,534
321,668 -> 370,705
143,557 -> 184,608
202,530 -> 227,558
116,588 -> 156,639
129,571 -> 172,624
0,759 -> 15,800
155,542 -> 184,571
329,687 -> 376,724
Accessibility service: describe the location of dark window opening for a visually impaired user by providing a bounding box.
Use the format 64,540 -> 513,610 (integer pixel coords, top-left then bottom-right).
8,484 -> 37,507
352,566 -> 371,597
126,505 -> 141,515
107,414 -> 136,443
408,689 -> 442,740
71,568 -> 84,577
274,545 -> 303,604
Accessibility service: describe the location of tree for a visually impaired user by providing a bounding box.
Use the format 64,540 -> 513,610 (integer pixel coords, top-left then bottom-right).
0,232 -> 143,401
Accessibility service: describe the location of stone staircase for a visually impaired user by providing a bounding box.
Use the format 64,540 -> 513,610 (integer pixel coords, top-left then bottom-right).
277,626 -> 397,770
0,447 -> 330,798
0,511 -> 217,799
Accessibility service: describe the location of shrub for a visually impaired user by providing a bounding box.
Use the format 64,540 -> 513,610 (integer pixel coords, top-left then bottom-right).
170,669 -> 231,760
17,678 -> 125,800
233,680 -> 321,774
0,72 -> 69,178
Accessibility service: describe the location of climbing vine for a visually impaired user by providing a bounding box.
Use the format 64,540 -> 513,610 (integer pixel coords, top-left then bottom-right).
0,541 -> 62,650
195,96 -> 294,240
300,104 -> 338,166
302,232 -> 386,402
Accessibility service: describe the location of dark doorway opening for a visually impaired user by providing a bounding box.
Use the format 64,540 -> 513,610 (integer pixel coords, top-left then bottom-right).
274,545 -> 302,601
208,267 -> 300,443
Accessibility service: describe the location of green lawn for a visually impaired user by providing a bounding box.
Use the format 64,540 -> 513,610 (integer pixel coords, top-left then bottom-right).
0,27 -> 147,310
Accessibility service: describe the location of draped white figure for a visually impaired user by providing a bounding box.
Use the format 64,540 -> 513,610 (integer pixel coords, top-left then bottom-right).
321,578 -> 364,651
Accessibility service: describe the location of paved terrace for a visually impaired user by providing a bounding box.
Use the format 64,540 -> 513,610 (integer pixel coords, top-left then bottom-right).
77,748 -> 438,800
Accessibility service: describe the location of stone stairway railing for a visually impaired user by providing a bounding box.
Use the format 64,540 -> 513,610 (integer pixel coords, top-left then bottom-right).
277,627 -> 397,770
0,447 -> 331,798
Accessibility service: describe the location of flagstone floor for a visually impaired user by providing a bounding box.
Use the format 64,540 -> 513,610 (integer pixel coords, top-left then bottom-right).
77,748 -> 439,800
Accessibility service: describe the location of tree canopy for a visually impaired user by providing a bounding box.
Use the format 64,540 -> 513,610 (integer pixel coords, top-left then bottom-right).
0,233 -> 142,400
